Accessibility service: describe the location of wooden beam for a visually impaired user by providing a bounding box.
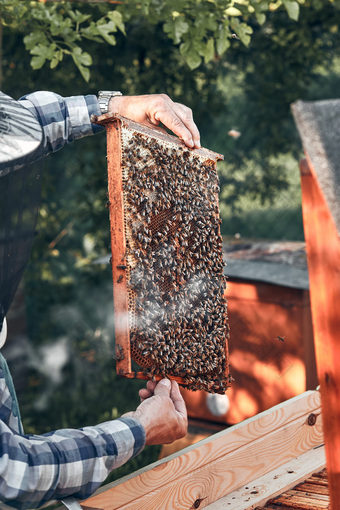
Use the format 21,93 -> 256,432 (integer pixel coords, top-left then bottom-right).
80,390 -> 322,510
300,157 -> 340,509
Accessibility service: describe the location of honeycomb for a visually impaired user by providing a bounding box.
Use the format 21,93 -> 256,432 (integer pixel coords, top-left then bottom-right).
102,115 -> 230,394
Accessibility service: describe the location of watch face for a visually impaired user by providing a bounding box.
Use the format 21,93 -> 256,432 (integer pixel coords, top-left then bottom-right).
0,92 -> 43,174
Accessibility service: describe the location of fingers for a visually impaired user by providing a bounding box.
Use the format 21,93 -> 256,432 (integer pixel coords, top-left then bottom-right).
170,381 -> 187,418
139,380 -> 157,401
153,378 -> 171,397
149,95 -> 199,149
109,94 -> 201,150
174,103 -> 201,149
139,388 -> 151,401
146,380 -> 157,392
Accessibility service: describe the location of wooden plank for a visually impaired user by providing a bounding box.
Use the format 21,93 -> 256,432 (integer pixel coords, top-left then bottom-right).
205,446 -> 325,510
80,391 -> 322,510
300,157 -> 340,508
294,482 -> 328,495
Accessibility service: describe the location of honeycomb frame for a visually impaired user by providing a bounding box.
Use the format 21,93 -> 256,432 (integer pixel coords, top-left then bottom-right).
97,113 -> 230,393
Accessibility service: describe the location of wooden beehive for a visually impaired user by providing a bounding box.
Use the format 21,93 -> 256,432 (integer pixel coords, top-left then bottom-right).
97,113 -> 230,393
292,99 -> 340,509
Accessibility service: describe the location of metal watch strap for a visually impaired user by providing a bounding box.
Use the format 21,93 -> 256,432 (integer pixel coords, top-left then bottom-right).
97,90 -> 122,115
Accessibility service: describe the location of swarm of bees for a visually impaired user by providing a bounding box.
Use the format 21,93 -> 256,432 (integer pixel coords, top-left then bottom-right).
120,128 -> 230,393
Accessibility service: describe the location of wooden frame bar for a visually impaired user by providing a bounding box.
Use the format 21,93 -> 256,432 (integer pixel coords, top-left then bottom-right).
105,119 -> 131,376
80,390 -> 323,510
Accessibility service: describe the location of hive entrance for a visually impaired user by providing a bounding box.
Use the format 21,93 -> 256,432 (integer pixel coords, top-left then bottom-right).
99,114 -> 230,393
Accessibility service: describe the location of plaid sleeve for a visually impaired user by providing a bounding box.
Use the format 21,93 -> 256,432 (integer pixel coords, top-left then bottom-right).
0,416 -> 145,509
18,91 -> 103,157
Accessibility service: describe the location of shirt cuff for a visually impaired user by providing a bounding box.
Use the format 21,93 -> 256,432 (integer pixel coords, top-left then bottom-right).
65,94 -> 103,139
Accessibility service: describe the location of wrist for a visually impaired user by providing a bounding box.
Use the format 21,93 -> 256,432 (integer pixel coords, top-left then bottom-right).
122,409 -> 153,444
97,90 -> 122,115
108,95 -> 127,115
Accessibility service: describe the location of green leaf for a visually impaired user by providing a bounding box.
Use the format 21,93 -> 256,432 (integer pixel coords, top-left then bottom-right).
202,14 -> 218,32
68,9 -> 91,25
255,12 -> 266,24
71,47 -> 91,82
30,42 -> 56,68
81,24 -> 104,43
50,14 -> 73,37
31,54 -> 46,70
174,17 -> 189,43
180,41 -> 202,69
50,49 -> 63,69
282,0 -> 299,20
201,38 -> 215,63
107,10 -> 126,35
80,52 -> 92,66
164,16 -> 189,44
50,57 -> 59,69
78,65 -> 90,83
216,31 -> 231,56
230,19 -> 253,46
96,21 -> 117,45
24,31 -> 47,51
71,46 -> 92,67
225,7 -> 243,16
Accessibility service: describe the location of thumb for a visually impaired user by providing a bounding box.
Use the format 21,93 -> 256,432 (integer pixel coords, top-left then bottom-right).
153,378 -> 171,398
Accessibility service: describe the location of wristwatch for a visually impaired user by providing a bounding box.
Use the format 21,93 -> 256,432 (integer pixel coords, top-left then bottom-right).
97,90 -> 123,115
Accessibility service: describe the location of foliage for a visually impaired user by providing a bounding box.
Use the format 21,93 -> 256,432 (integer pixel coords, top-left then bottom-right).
208,1 -> 340,218
1,0 -> 337,81
1,1 -> 125,81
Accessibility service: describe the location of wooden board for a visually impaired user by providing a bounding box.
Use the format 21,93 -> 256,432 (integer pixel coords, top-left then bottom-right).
205,446 -> 325,509
80,390 -> 323,510
300,157 -> 340,508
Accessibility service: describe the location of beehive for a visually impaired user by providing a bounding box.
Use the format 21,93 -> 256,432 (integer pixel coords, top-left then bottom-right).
97,113 -> 229,393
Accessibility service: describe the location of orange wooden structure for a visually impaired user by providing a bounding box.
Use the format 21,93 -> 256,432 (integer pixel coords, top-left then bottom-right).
292,98 -> 340,510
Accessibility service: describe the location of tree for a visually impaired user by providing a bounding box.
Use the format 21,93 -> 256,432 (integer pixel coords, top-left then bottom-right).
0,0 -> 332,82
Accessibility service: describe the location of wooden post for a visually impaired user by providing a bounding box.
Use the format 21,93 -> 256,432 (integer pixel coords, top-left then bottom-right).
300,157 -> 340,509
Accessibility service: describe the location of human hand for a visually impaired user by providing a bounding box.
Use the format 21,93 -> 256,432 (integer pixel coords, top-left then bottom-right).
123,378 -> 188,445
109,94 -> 200,149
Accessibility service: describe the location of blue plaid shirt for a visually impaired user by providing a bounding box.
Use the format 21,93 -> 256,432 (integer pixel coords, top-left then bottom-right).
0,92 -> 145,509
19,91 -> 104,157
